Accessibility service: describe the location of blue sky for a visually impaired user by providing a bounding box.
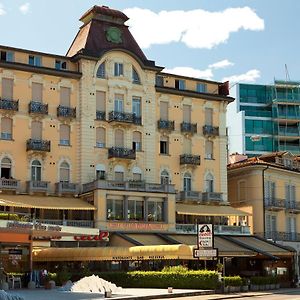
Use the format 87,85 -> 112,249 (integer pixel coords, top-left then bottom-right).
0,0 -> 299,85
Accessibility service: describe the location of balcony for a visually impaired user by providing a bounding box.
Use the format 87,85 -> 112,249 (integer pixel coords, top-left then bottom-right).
278,127 -> 300,137
285,201 -> 300,213
264,198 -> 285,211
96,110 -> 106,121
262,231 -> 300,242
26,180 -> 49,194
57,105 -> 76,118
28,101 -> 48,115
108,111 -> 141,125
108,147 -> 136,160
203,125 -> 219,136
55,182 -> 79,196
175,224 -> 251,235
82,180 -> 175,194
180,154 -> 201,166
157,119 -> 175,131
26,139 -> 51,152
202,192 -> 223,202
181,122 -> 197,134
0,99 -> 19,111
176,191 -> 202,202
0,178 -> 20,193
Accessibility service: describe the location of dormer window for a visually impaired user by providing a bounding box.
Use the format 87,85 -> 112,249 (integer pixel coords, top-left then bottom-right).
0,51 -> 14,62
55,60 -> 67,70
197,83 -> 207,93
132,67 -> 140,84
114,62 -> 123,76
96,62 -> 106,78
29,55 -> 41,67
175,79 -> 185,90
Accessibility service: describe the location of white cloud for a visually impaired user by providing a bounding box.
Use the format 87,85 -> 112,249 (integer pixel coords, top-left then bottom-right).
209,59 -> 234,69
124,7 -> 264,49
19,3 -> 30,15
223,69 -> 261,83
164,67 -> 213,80
0,3 -> 6,15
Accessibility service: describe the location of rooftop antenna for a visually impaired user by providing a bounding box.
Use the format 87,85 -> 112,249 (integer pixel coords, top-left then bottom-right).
285,64 -> 290,81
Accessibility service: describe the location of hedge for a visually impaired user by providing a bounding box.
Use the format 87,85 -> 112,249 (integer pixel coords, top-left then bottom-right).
250,276 -> 278,285
224,276 -> 243,287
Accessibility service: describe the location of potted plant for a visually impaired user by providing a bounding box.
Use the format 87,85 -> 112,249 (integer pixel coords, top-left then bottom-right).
44,272 -> 57,289
57,269 -> 71,286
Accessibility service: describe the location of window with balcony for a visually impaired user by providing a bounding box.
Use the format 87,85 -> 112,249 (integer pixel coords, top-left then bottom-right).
31,121 -> 42,139
286,216 -> 297,240
2,78 -> 13,100
115,171 -> 124,181
59,161 -> 70,182
128,199 -> 144,221
59,124 -> 70,146
1,157 -> 12,179
183,105 -> 191,123
1,117 -> 12,140
96,127 -> 106,148
29,55 -> 41,67
55,60 -> 67,70
132,166 -> 142,181
205,173 -> 214,192
147,199 -> 164,222
183,172 -> 192,192
160,137 -> 169,154
107,198 -> 124,220
0,51 -> 14,62
160,170 -> 169,185
285,184 -> 296,207
175,79 -> 185,90
96,91 -> 106,120
160,101 -> 168,120
96,164 -> 106,180
265,181 -> 276,203
205,108 -> 213,126
115,129 -> 124,147
265,214 -> 277,238
132,67 -> 140,84
183,137 -> 192,154
132,96 -> 141,118
114,94 -> 124,112
205,140 -> 213,159
31,160 -> 42,181
196,83 -> 207,93
114,62 -> 123,76
132,131 -> 142,151
32,82 -> 43,102
60,87 -> 70,107
96,62 -> 106,78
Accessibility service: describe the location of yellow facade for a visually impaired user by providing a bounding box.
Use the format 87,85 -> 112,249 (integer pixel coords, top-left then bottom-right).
0,5 -> 233,234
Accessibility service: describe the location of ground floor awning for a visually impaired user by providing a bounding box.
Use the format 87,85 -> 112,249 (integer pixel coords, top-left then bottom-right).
0,195 -> 96,210
176,203 -> 249,216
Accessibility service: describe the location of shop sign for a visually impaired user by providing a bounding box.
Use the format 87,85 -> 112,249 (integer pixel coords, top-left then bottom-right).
74,231 -> 109,242
107,222 -> 166,231
7,221 -> 62,232
111,255 -> 166,260
8,249 -> 22,255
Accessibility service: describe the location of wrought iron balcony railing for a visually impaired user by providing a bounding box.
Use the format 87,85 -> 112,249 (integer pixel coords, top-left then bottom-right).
285,201 -> 300,212
57,105 -> 76,118
180,122 -> 197,134
28,101 -> 48,115
108,111 -> 140,124
180,154 -> 201,166
108,147 -> 136,160
157,119 -> 175,131
96,110 -> 106,121
0,98 -> 19,111
202,192 -> 223,202
26,139 -> 51,152
264,198 -> 285,210
261,231 -> 300,242
203,125 -> 219,136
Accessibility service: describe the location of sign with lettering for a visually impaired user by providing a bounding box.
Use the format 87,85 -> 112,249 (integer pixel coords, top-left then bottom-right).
74,231 -> 109,242
107,222 -> 167,231
7,221 -> 62,232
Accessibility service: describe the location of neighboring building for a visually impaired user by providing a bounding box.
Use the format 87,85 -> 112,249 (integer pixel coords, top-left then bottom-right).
0,5 -> 293,277
228,81 -> 300,157
228,151 -> 300,277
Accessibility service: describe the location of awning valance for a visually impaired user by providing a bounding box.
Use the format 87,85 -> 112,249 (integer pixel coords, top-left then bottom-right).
0,195 -> 96,210
176,203 -> 249,216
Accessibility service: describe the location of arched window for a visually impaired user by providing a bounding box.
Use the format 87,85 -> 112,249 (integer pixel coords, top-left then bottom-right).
31,160 -> 41,181
205,173 -> 214,192
132,131 -> 142,151
1,157 -> 12,179
160,170 -> 169,185
60,161 -> 70,182
183,172 -> 192,192
132,166 -> 142,181
96,62 -> 105,78
115,129 -> 124,147
96,127 -> 106,148
132,67 -> 140,84
114,165 -> 124,181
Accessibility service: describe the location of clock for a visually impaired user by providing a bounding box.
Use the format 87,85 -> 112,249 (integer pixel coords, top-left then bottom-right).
106,27 -> 122,44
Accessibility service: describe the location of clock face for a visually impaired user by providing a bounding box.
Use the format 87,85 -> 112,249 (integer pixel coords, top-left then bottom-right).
106,27 -> 122,44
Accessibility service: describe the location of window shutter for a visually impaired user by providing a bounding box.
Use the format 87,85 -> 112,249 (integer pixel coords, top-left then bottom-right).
205,108 -> 213,125
285,184 -> 290,204
271,182 -> 276,199
160,102 -> 168,120
32,83 -> 43,102
96,91 -> 106,111
115,130 -> 124,147
1,118 -> 12,133
205,140 -> 213,158
291,185 -> 296,202
133,173 -> 142,181
31,121 -> 42,139
133,131 -> 141,143
2,78 -> 13,100
60,165 -> 70,182
115,172 -> 124,181
60,124 -> 70,141
96,127 -> 105,144
183,137 -> 191,154
183,105 -> 191,122
60,87 -> 71,106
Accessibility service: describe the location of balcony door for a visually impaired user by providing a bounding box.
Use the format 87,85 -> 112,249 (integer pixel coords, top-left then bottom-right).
115,129 -> 124,147
132,97 -> 141,117
31,160 -> 41,181
114,94 -> 124,112
31,121 -> 42,139
183,173 -> 191,192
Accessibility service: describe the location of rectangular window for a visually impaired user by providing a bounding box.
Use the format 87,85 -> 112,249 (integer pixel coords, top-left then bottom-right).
31,121 -> 42,139
205,108 -> 213,126
96,91 -> 106,111
32,82 -> 43,102
60,124 -> 70,145
107,198 -> 124,220
132,97 -> 141,117
29,55 -> 41,67
205,140 -> 213,159
1,78 -> 13,100
160,101 -> 168,120
147,199 -> 164,222
0,51 -> 14,62
114,94 -> 124,112
133,132 -> 142,151
114,62 -> 124,76
183,105 -> 191,123
160,139 -> 168,154
96,170 -> 106,180
128,200 -> 144,221
132,173 -> 142,181
115,171 -> 124,182
1,118 -> 12,140
55,60 -> 67,70
96,127 -> 106,148
60,87 -> 71,107
196,83 -> 207,93
175,79 -> 185,90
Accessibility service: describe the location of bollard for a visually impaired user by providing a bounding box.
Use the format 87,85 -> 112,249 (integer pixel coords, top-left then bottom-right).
168,287 -> 173,293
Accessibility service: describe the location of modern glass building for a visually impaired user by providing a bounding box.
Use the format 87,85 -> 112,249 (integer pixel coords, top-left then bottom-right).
236,81 -> 300,156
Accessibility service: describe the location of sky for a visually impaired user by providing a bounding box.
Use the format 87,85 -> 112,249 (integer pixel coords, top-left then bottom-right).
0,0 -> 299,87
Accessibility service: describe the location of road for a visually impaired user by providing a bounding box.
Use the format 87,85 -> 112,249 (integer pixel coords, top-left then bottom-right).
157,288 -> 300,300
